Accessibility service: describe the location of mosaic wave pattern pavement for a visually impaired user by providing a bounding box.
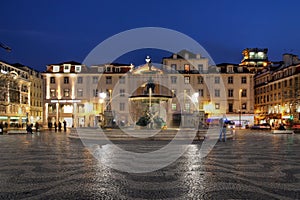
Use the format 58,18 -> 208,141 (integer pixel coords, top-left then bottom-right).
0,131 -> 299,199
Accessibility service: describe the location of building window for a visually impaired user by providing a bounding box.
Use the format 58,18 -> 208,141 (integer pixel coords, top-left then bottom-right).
215,103 -> 220,109
106,76 -> 112,84
115,67 -> 121,73
171,64 -> 176,71
184,64 -> 190,72
119,76 -> 125,84
198,76 -> 203,84
53,65 -> 59,72
64,77 -> 69,84
98,67 -> 104,73
241,89 -> 247,97
77,77 -> 83,84
120,89 -> 125,97
63,64 -> 70,73
120,103 -> 125,111
228,103 -> 233,112
50,77 -> 55,84
64,89 -> 70,97
171,76 -> 177,84
106,66 -> 111,72
228,89 -> 233,97
185,103 -> 190,111
171,89 -> 176,97
198,64 -> 203,73
241,77 -> 247,84
215,89 -> 220,97
50,89 -> 56,97
92,76 -> 98,84
184,76 -> 190,84
228,76 -> 233,84
242,103 -> 247,110
77,89 -> 83,97
198,89 -> 204,97
172,103 -> 177,111
227,66 -> 234,73
75,65 -> 81,72
93,89 -> 98,97
215,76 -> 220,84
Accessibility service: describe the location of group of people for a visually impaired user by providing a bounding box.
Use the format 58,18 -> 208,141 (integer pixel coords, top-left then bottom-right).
54,120 -> 67,132
26,122 -> 40,134
47,120 -> 67,132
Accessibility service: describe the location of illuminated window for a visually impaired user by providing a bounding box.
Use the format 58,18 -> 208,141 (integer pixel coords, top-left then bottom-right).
171,89 -> 176,97
172,103 -> 177,111
64,89 -> 70,97
184,64 -> 190,71
50,77 -> 55,84
50,89 -> 56,97
63,105 -> 73,113
53,65 -> 59,72
185,103 -> 190,111
242,103 -> 247,110
184,76 -> 190,84
215,103 -> 220,109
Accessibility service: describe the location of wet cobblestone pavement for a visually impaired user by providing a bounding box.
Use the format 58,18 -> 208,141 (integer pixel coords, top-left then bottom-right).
0,130 -> 299,199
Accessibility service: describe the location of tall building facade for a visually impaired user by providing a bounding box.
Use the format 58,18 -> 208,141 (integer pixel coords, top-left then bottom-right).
0,61 -> 31,127
254,53 -> 300,126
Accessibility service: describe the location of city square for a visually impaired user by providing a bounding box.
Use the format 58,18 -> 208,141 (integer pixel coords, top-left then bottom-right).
0,129 -> 299,199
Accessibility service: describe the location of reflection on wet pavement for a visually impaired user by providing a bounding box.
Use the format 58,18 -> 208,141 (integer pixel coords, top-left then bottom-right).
0,131 -> 299,199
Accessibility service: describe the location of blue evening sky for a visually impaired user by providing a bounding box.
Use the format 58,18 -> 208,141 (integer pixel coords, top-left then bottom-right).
0,0 -> 300,71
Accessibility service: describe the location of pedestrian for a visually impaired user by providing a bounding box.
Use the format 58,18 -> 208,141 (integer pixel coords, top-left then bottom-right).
26,124 -> 33,134
58,121 -> 62,131
35,122 -> 39,132
54,122 -> 57,132
63,120 -> 67,132
219,118 -> 227,142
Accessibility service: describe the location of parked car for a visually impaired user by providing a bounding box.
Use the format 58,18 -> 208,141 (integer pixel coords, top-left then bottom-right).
292,123 -> 300,133
251,123 -> 271,130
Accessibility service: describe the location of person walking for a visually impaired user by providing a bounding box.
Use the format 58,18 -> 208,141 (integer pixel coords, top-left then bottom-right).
54,122 -> 57,132
219,118 -> 227,142
63,120 -> 67,132
58,121 -> 62,132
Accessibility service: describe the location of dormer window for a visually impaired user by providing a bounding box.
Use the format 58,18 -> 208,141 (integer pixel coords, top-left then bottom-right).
75,65 -> 81,73
106,66 -> 111,72
53,65 -> 59,72
64,64 -> 71,73
238,67 -> 243,72
227,66 -> 234,73
98,67 -> 104,73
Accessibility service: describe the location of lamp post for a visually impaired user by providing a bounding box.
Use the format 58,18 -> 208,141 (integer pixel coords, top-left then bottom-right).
239,89 -> 242,129
99,92 -> 107,127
